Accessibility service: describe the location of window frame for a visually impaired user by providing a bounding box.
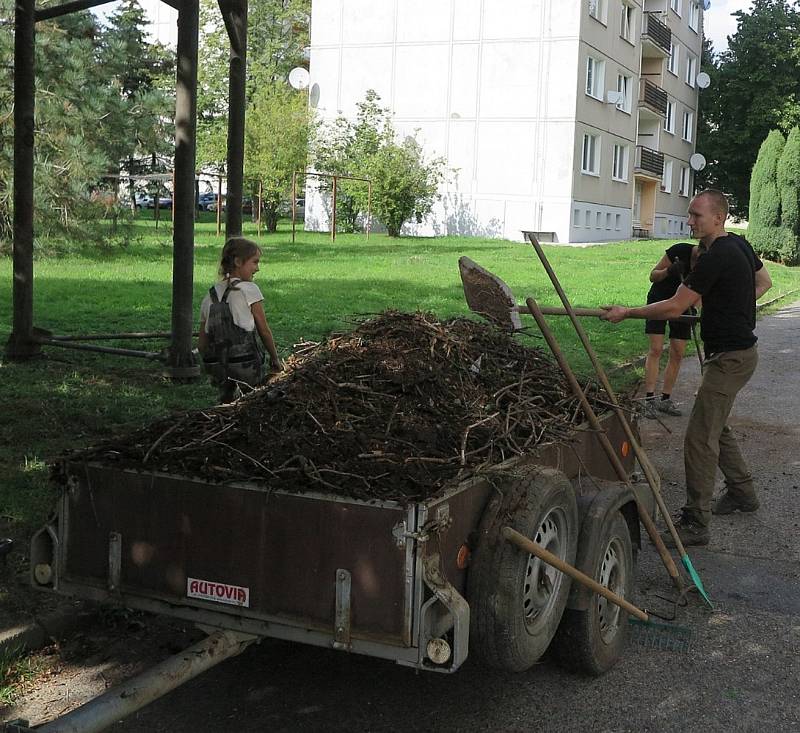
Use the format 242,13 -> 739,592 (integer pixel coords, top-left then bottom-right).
688,1 -> 699,31
682,110 -> 694,142
588,0 -> 608,24
679,165 -> 691,197
620,2 -> 636,44
667,41 -> 679,76
612,143 -> 629,182
664,100 -> 675,134
585,56 -> 606,100
685,54 -> 697,87
581,133 -> 602,176
661,159 -> 673,193
616,73 -> 632,114
670,0 -> 681,17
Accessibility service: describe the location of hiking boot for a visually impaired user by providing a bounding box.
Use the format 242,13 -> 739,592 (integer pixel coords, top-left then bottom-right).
641,399 -> 659,420
712,491 -> 760,515
656,397 -> 682,416
660,513 -> 709,548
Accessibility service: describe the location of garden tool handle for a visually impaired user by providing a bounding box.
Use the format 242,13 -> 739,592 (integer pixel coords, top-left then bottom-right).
502,527 -> 649,622
524,297 -> 684,590
513,305 -> 699,323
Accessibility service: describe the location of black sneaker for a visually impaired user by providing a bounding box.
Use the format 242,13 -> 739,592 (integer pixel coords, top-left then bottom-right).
656,397 -> 682,416
641,399 -> 659,420
713,491 -> 759,515
661,514 -> 709,547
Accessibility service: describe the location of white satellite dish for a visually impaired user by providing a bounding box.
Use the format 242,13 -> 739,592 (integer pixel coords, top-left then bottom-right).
605,90 -> 623,105
690,153 -> 707,171
288,67 -> 310,90
696,71 -> 711,89
702,0 -> 711,10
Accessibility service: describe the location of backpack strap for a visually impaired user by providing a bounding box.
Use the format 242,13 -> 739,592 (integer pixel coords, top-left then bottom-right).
209,285 -> 220,303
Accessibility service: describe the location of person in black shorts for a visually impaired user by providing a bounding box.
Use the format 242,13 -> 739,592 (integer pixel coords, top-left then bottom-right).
642,243 -> 699,418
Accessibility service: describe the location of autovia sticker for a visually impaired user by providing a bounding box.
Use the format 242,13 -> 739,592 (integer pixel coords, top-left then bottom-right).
187,577 -> 250,607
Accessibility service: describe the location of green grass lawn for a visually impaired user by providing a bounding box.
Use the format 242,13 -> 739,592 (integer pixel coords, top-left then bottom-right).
1,212 -> 799,530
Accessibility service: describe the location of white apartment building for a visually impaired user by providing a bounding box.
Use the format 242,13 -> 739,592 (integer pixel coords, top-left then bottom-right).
306,0 -> 704,242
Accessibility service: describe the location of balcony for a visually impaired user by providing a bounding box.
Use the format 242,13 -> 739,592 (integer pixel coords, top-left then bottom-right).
635,146 -> 664,178
642,12 -> 671,58
638,78 -> 668,118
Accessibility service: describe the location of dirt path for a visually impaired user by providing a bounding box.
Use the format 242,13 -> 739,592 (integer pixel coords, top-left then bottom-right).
4,302 -> 800,733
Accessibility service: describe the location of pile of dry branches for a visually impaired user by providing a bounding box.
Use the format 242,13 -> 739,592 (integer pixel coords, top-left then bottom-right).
62,311 -> 613,502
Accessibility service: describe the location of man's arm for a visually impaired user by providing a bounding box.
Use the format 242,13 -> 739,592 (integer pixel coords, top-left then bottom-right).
755,265 -> 772,300
600,284 -> 701,324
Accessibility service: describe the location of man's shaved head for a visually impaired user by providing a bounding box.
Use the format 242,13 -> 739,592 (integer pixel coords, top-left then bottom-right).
694,189 -> 729,219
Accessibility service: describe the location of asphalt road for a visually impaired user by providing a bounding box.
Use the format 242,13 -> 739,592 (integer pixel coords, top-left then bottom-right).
8,302 -> 800,733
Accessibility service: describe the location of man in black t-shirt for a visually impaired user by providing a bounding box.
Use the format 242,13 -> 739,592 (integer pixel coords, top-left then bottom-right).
601,190 -> 772,547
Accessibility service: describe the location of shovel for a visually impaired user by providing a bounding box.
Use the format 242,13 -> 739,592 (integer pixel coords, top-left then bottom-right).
459,256 -> 699,332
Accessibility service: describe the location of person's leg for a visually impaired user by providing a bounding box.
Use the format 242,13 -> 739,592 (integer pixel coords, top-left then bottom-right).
662,337 -> 687,395
684,347 -> 758,525
644,333 -> 664,394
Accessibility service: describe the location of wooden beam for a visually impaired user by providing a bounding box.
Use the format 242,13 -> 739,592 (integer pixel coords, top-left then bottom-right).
35,0 -> 117,22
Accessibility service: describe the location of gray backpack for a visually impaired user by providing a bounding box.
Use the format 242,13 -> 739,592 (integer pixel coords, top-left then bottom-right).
203,283 -> 258,367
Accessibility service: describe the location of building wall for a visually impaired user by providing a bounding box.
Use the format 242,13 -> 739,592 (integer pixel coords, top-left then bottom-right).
653,0 -> 703,238
307,0 -> 701,243
307,0 -> 583,242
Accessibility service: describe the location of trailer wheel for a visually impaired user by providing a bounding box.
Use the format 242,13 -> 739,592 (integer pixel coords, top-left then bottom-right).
467,467 -> 578,672
551,510 -> 633,675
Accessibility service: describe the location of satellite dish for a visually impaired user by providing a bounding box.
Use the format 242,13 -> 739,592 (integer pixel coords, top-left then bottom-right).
605,90 -> 624,105
309,83 -> 321,108
288,67 -> 310,90
696,71 -> 711,89
702,0 -> 711,10
690,153 -> 707,171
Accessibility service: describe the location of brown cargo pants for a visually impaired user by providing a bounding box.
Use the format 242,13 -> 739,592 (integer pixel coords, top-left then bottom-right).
683,346 -> 758,526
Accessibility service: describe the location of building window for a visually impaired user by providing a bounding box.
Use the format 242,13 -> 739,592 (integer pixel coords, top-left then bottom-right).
585,210 -> 591,227
668,41 -> 679,76
596,211 -> 603,228
582,133 -> 601,175
670,0 -> 681,16
661,160 -> 673,193
686,55 -> 697,87
682,110 -> 694,142
679,166 -> 691,196
606,213 -> 613,230
573,208 -> 582,227
612,144 -> 629,182
664,100 -> 675,134
615,213 -> 622,230
616,73 -> 632,113
586,56 -> 605,100
588,0 -> 607,23
620,2 -> 635,43
689,1 -> 700,31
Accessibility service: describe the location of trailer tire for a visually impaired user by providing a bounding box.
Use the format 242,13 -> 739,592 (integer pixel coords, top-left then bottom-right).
551,510 -> 633,675
467,467 -> 578,672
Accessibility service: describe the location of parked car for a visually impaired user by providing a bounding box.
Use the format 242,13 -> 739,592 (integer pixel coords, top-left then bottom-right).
147,196 -> 172,210
197,192 -> 218,211
279,197 -> 305,219
134,193 -> 153,209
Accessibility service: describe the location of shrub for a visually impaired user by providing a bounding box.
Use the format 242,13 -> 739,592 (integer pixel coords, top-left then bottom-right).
777,127 -> 800,236
749,130 -> 785,229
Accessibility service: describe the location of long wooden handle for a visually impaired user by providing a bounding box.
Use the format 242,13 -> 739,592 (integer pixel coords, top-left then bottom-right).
513,305 -> 699,323
524,297 -> 685,589
502,526 -> 649,622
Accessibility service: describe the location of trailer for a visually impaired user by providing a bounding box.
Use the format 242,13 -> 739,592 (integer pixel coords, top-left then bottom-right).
29,407 -> 649,683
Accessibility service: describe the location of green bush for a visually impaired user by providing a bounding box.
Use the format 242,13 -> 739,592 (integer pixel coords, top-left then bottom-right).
777,127 -> 800,236
750,225 -> 799,265
749,130 -> 785,229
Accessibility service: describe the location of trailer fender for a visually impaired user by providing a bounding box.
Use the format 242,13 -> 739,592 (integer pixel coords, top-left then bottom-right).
566,486 -> 640,612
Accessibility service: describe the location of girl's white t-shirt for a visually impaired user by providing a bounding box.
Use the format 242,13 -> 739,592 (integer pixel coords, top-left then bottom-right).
200,279 -> 264,332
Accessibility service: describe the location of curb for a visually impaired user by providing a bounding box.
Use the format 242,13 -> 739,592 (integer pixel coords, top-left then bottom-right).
0,603 -> 96,659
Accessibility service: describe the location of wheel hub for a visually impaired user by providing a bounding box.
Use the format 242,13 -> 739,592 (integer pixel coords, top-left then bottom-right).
522,508 -> 567,628
597,538 -> 624,643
